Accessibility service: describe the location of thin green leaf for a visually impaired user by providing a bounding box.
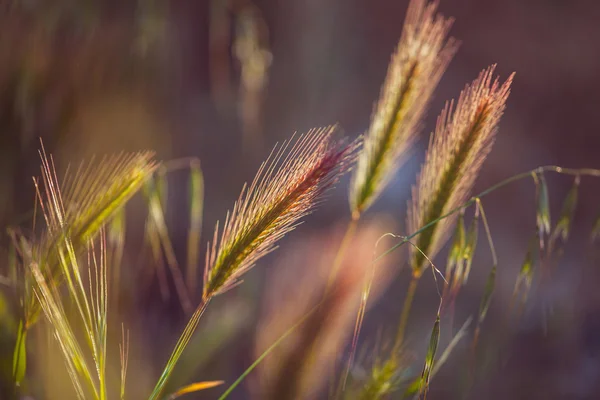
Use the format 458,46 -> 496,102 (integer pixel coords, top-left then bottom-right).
478,265 -> 496,324
404,317 -> 472,399
535,172 -> 551,238
461,209 -> 479,284
144,178 -> 192,313
446,210 -> 465,279
553,176 -> 579,242
12,321 -> 27,386
418,313 -> 440,398
144,179 -> 170,301
431,317 -> 472,377
512,233 -> 538,309
108,207 -> 126,312
186,160 -> 204,296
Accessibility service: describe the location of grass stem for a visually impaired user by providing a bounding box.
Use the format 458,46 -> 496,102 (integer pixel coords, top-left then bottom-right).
393,273 -> 420,355
325,216 -> 359,294
375,165 -> 600,265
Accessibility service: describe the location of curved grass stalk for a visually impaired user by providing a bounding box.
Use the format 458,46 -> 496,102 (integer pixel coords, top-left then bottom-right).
375,165 -> 600,265
360,166 -> 600,394
392,238 -> 446,353
325,217 -> 358,293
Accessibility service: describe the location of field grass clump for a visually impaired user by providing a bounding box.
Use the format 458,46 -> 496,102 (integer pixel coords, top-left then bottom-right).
2,0 -> 600,399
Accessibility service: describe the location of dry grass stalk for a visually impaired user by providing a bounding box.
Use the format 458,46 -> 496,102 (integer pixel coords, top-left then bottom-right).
408,66 -> 514,276
350,0 -> 457,218
203,126 -> 358,300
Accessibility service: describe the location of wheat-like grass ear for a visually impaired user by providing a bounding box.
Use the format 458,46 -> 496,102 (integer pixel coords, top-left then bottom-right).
149,126 -> 358,400
11,144 -> 157,394
350,0 -> 458,218
203,125 -> 359,300
27,144 -> 158,323
408,65 -> 514,275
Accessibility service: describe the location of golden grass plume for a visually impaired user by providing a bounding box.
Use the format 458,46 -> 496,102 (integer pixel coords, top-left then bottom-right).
350,0 -> 457,218
26,147 -> 158,322
407,65 -> 514,275
203,126 -> 358,300
149,127 -> 357,400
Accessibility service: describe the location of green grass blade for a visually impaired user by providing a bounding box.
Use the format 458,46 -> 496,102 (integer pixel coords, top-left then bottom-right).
418,313 -> 440,399
553,176 -> 579,242
12,320 -> 27,387
148,300 -> 210,400
186,160 -> 204,297
534,172 -> 551,242
478,265 -> 496,324
446,210 -> 465,280
403,318 -> 472,399
461,208 -> 479,285
108,207 -> 126,313
144,178 -> 192,313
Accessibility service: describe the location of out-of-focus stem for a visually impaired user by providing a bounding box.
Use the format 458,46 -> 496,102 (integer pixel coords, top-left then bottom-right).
325,216 -> 359,294
393,273 -> 420,355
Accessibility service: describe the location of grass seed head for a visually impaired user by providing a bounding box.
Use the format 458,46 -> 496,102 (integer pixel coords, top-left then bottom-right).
350,0 -> 457,217
203,126 -> 359,300
407,65 -> 514,275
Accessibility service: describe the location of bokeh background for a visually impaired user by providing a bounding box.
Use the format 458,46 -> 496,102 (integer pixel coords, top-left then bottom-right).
1,0 -> 600,399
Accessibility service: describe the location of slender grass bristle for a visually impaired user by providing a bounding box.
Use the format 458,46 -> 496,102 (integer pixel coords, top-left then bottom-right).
203,126 -> 358,300
408,66 -> 514,276
350,0 -> 458,217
